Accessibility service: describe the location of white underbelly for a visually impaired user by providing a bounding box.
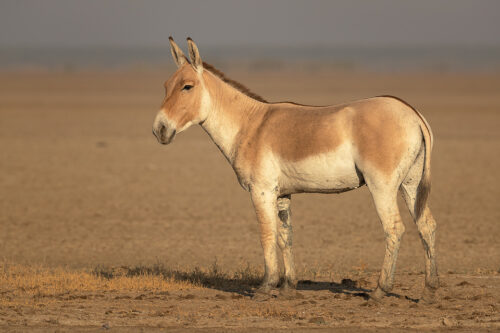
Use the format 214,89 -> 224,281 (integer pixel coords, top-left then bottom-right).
278,143 -> 363,194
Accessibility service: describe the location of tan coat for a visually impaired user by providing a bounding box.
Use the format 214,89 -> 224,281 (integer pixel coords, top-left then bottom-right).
152,38 -> 438,302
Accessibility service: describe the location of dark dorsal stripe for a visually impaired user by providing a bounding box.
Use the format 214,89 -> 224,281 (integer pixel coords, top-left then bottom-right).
203,62 -> 268,103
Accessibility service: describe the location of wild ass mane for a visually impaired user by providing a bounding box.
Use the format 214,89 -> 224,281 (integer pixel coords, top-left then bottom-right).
202,62 -> 268,103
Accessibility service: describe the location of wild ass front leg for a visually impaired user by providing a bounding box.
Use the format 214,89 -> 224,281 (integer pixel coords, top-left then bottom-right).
277,195 -> 297,291
251,189 -> 279,294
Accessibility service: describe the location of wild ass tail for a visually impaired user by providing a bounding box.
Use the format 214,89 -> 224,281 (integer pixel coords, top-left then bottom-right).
414,110 -> 433,221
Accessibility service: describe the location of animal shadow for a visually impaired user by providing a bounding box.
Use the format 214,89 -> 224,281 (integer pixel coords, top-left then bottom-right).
93,264 -> 417,301
92,263 -> 259,296
298,278 -> 371,300
297,278 -> 418,303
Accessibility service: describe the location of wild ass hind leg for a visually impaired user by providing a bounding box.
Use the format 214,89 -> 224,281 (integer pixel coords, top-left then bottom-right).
277,195 -> 297,295
400,177 -> 439,303
251,188 -> 280,295
367,183 -> 405,302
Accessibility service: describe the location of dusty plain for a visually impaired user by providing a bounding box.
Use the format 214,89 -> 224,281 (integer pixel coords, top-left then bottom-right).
0,65 -> 499,331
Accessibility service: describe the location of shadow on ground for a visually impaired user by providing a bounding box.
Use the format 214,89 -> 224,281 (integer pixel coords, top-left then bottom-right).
93,264 -> 400,300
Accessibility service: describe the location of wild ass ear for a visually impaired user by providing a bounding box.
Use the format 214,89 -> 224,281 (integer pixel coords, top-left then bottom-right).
187,37 -> 203,73
169,36 -> 187,67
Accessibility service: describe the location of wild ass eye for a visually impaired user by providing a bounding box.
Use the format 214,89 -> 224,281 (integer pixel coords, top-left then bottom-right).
182,84 -> 193,91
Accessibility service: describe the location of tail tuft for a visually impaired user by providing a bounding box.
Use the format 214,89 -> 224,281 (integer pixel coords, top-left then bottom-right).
414,117 -> 432,221
415,170 -> 431,220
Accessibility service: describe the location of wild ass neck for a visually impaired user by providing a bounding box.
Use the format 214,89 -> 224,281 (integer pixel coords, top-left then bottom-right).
200,71 -> 267,162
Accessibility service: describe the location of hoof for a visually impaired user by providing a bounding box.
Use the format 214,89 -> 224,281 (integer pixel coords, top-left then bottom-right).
420,286 -> 437,304
279,280 -> 297,291
370,287 -> 386,302
255,283 -> 273,294
252,282 -> 275,300
278,284 -> 302,300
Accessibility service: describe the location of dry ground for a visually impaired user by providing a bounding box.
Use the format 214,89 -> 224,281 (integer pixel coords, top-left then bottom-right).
0,65 -> 499,331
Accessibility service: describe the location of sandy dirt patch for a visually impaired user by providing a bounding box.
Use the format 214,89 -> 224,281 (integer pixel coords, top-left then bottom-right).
0,67 -> 499,330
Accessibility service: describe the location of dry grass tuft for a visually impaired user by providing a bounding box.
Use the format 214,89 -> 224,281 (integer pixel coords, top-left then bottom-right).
256,304 -> 301,320
92,261 -> 262,291
0,263 -> 196,300
0,261 -> 262,306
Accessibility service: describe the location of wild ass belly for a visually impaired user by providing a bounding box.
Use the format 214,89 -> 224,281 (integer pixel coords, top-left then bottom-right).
277,144 -> 364,195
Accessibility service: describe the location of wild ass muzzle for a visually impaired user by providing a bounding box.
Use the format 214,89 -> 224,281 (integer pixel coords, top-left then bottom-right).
152,37 -> 439,303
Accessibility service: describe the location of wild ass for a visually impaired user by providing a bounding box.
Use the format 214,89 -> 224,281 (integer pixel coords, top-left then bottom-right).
153,37 -> 439,302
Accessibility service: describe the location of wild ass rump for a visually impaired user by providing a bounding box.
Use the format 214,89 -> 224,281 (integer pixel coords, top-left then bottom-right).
152,37 -> 438,303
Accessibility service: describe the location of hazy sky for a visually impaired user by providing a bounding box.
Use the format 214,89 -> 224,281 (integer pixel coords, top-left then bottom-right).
1,0 -> 499,48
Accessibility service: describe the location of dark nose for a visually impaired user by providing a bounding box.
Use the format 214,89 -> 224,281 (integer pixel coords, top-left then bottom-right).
153,123 -> 176,144
152,123 -> 165,142
158,124 -> 166,142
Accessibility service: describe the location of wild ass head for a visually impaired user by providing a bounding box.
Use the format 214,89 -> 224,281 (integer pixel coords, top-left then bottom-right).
153,37 -> 211,144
